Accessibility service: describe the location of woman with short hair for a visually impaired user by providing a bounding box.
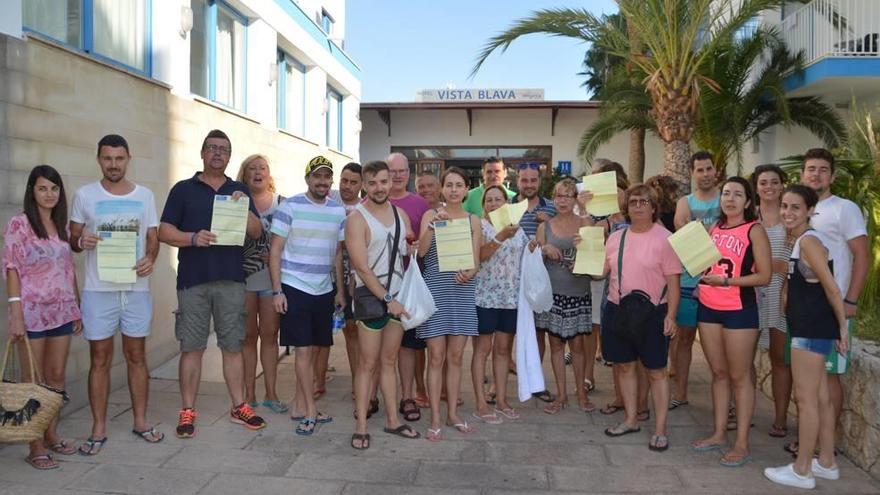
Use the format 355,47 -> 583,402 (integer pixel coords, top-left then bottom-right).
3,165 -> 82,469
600,184 -> 680,451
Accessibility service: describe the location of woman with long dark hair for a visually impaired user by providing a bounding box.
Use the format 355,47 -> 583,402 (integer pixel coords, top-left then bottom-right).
691,176 -> 771,467
3,165 -> 82,469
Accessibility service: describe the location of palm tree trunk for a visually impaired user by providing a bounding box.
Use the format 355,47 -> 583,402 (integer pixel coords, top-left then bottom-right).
663,139 -> 691,195
628,128 -> 645,183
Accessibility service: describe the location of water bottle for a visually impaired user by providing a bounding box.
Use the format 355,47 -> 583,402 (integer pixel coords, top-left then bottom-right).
332,306 -> 345,334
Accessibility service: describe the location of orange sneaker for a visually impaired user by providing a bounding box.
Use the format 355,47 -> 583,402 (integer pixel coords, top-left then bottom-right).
176,408 -> 197,438
230,402 -> 267,430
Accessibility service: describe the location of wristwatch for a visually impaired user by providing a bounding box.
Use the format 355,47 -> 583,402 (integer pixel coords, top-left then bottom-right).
383,293 -> 393,303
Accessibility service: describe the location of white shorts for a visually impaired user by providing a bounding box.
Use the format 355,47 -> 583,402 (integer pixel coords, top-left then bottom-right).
590,279 -> 605,326
81,291 -> 152,341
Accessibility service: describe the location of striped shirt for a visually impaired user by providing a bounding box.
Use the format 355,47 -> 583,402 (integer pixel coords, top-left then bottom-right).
271,193 -> 346,296
511,195 -> 556,238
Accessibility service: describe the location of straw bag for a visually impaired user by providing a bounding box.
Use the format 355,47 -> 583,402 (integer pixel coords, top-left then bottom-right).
0,339 -> 64,444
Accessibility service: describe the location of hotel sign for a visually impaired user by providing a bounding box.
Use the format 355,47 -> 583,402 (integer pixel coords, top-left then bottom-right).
416,88 -> 544,103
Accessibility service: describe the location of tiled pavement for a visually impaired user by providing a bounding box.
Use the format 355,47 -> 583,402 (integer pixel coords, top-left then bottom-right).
1,338 -> 878,495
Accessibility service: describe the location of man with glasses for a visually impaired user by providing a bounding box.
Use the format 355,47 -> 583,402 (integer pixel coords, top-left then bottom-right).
463,156 -> 516,217
159,129 -> 266,438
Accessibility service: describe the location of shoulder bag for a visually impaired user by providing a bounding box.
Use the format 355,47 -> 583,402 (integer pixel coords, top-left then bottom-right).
614,228 -> 666,344
352,205 -> 401,320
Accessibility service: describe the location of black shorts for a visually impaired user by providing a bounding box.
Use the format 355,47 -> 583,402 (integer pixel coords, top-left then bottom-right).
280,285 -> 333,348
476,307 -> 517,335
601,302 -> 669,370
401,328 -> 427,350
697,303 -> 759,329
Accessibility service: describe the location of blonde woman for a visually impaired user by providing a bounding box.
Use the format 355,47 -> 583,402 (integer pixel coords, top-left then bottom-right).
236,154 -> 286,413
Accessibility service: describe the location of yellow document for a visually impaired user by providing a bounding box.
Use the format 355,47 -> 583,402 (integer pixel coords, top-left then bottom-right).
434,218 -> 475,272
668,221 -> 722,276
97,231 -> 137,284
579,171 -> 619,217
573,226 -> 605,275
211,195 -> 249,246
488,198 -> 529,228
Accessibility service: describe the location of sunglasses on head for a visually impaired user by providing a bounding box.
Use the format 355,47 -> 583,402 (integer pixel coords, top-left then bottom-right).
517,162 -> 541,170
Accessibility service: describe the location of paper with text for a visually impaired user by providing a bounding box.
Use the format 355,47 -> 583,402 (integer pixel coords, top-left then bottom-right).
97,231 -> 137,283
435,218 -> 475,272
578,171 -> 619,217
573,226 -> 605,275
211,195 -> 249,246
668,221 -> 722,276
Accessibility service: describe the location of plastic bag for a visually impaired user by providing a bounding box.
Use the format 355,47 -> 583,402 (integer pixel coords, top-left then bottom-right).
398,254 -> 437,330
522,247 -> 553,312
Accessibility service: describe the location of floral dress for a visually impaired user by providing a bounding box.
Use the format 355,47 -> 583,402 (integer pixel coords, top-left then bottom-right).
474,219 -> 528,309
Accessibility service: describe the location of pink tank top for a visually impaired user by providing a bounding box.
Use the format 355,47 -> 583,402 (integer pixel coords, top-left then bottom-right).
699,221 -> 757,311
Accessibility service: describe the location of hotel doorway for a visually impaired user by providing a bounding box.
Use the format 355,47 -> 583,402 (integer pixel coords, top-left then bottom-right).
395,146 -> 552,191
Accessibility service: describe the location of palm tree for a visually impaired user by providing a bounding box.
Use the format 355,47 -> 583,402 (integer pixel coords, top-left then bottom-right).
694,28 -> 846,177
472,0 -> 784,193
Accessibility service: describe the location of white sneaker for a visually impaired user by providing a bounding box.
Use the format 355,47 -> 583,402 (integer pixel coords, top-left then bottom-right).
811,458 -> 840,480
764,463 -> 816,489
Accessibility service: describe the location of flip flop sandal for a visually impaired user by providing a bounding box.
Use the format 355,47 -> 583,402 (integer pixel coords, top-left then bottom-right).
649,434 -> 669,452
447,421 -> 475,434
580,401 -> 597,413
426,427 -> 442,442
668,399 -> 689,410
494,407 -> 520,420
583,379 -> 595,392
720,453 -> 752,467
78,437 -> 107,456
132,427 -> 164,443
543,401 -> 567,415
600,403 -> 623,415
351,433 -> 370,450
768,424 -> 788,438
262,400 -> 289,414
399,399 -> 421,422
383,424 -> 421,439
25,453 -> 58,470
637,410 -> 650,422
312,388 -> 326,400
531,390 -> 556,403
47,439 -> 77,455
414,394 -> 430,408
783,441 -> 799,455
368,398 -> 380,415
315,412 -> 333,424
604,423 -> 641,437
485,393 -> 497,406
295,419 -> 317,436
472,411 -> 503,425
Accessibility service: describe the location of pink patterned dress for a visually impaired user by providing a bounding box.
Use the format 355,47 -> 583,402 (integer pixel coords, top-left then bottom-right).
3,214 -> 81,333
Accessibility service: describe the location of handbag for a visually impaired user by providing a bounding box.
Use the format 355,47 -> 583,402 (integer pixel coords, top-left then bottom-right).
353,205 -> 401,321
614,229 -> 666,344
0,338 -> 64,444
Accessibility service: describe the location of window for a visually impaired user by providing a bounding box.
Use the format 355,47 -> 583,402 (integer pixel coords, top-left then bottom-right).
23,0 -> 150,74
321,9 -> 334,35
277,52 -> 306,136
326,88 -> 342,150
190,0 -> 247,111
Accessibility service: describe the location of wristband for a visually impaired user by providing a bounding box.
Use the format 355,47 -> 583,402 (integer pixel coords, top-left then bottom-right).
7,296 -> 22,303
844,298 -> 858,306
77,236 -> 84,250
272,290 -> 283,296
722,277 -> 729,287
191,232 -> 198,247
492,236 -> 502,246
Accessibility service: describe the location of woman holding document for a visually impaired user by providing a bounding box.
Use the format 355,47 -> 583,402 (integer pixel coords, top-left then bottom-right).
600,184 -> 680,451
417,167 -> 482,441
3,165 -> 82,469
472,185 -> 529,423
535,178 -> 595,415
691,176 -> 771,467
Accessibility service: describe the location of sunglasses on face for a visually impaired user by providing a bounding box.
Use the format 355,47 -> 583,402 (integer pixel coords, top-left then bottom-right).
517,163 -> 541,170
628,198 -> 651,208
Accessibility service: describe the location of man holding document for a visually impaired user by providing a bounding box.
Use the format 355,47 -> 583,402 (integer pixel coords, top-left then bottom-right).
159,129 -> 266,439
70,134 -> 164,453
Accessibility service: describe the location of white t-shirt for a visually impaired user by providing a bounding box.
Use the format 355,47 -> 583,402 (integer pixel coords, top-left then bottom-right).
811,195 -> 867,295
70,182 -> 159,292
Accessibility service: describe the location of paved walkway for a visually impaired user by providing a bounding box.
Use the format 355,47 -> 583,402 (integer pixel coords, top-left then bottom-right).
1,339 -> 878,495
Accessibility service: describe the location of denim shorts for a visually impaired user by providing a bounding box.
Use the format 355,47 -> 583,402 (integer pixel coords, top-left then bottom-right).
790,337 -> 835,357
27,321 -> 74,340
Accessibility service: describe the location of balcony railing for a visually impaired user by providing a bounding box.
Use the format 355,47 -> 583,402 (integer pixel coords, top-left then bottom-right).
781,0 -> 879,66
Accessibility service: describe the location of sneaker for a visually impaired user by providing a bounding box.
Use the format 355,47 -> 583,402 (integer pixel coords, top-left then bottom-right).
176,408 -> 197,438
231,402 -> 267,430
764,463 -> 815,489
811,458 -> 840,480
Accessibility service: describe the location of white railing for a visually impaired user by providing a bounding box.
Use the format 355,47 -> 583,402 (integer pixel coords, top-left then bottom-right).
781,0 -> 880,66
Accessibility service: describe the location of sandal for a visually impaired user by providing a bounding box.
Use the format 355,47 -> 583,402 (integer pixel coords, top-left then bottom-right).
351,433 -> 370,450
637,410 -> 650,422
472,411 -> 503,425
768,424 -> 788,438
399,399 -> 421,422
720,452 -> 752,467
485,393 -> 497,406
668,399 -> 689,410
604,423 -> 641,437
447,421 -> 475,434
691,440 -> 726,452
262,400 -> 289,414
543,401 -> 567,415
649,434 -> 669,452
495,407 -> 520,420
531,390 -> 555,403
295,418 -> 317,436
600,403 -> 623,415
47,439 -> 77,455
78,437 -> 107,456
579,400 -> 596,413
132,427 -> 164,443
414,393 -> 430,408
313,388 -> 326,400
583,379 -> 595,392
383,424 -> 421,439
426,427 -> 442,442
25,453 -> 58,470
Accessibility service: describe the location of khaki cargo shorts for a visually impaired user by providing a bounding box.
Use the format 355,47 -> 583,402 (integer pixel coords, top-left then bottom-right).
175,280 -> 246,353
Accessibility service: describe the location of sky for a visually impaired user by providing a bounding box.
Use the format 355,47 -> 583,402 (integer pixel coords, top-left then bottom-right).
345,0 -> 619,102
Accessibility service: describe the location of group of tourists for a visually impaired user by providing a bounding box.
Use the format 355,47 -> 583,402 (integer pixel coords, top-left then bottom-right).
3,130 -> 868,490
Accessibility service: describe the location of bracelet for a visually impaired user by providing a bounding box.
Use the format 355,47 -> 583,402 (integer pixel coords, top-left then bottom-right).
844,298 -> 858,306
7,296 -> 22,303
77,236 -> 84,250
272,290 -> 283,296
492,236 -> 502,246
191,232 -> 198,247
722,277 -> 730,287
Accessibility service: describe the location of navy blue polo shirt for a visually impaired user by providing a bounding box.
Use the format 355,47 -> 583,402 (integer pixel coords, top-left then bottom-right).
512,195 -> 556,238
160,172 -> 259,289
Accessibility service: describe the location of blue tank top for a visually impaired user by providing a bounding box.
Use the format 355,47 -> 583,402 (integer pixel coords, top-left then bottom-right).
681,192 -> 721,289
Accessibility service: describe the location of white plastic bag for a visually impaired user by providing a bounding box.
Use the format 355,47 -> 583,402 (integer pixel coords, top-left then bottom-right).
522,247 -> 553,313
397,254 -> 437,330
